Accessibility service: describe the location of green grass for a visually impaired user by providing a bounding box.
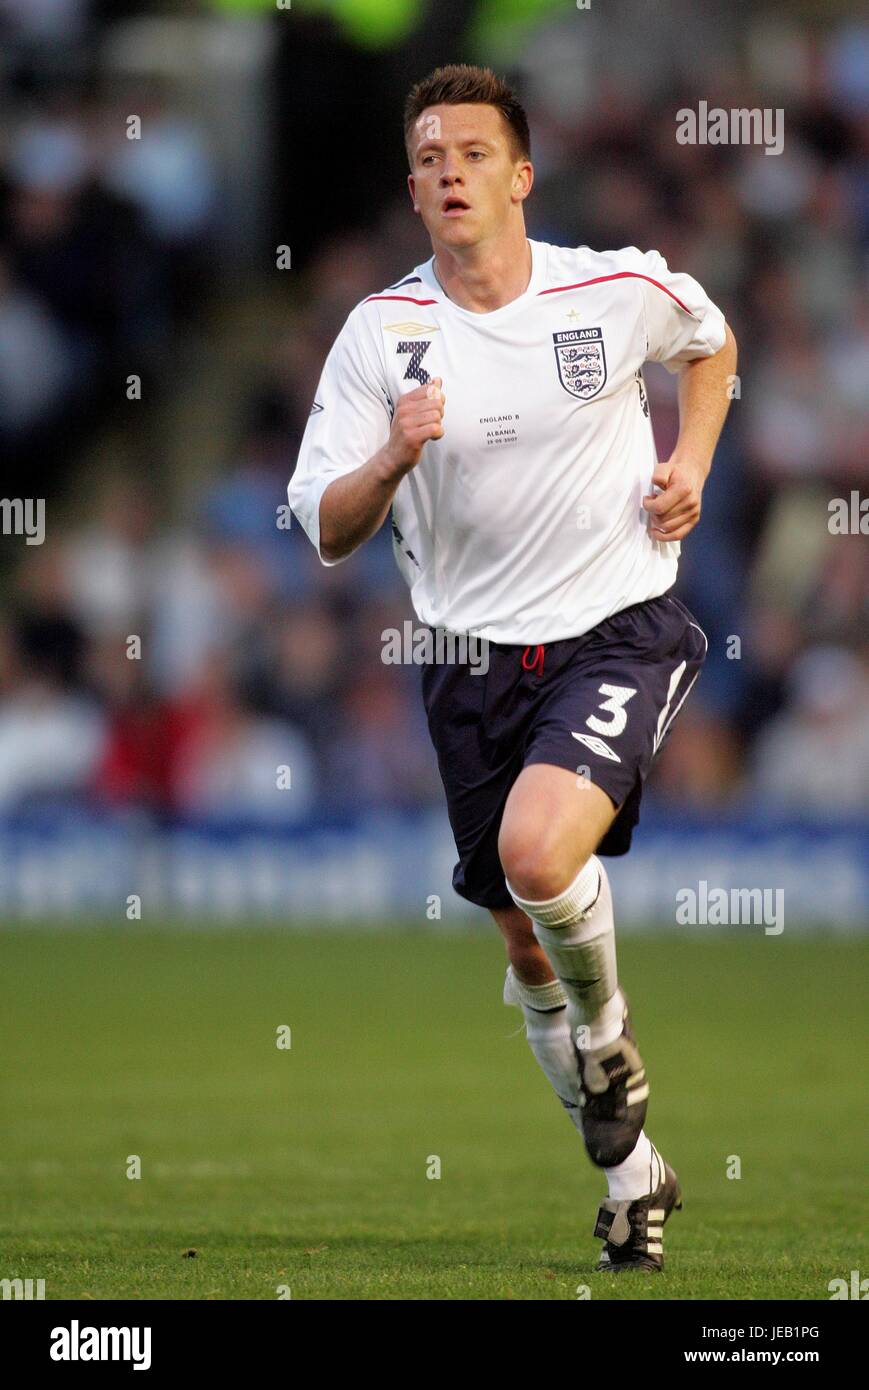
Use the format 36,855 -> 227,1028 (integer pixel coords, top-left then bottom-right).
0,926 -> 865,1300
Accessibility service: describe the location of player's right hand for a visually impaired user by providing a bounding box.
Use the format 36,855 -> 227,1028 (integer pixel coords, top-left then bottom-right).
385,377 -> 445,472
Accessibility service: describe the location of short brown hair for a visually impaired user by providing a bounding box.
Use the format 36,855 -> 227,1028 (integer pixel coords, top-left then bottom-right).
404,64 -> 531,165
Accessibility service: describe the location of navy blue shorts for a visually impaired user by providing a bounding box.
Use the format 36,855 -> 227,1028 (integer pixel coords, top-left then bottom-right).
421,592 -> 707,910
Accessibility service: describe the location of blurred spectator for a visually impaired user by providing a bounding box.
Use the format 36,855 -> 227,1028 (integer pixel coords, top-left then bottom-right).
63,478 -> 156,638
0,252 -> 75,438
102,85 -> 216,248
0,0 -> 87,44
167,652 -> 315,823
0,601 -> 106,809
751,647 -> 869,814
0,677 -> 105,809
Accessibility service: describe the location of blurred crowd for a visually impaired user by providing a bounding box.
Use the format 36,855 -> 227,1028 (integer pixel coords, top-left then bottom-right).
0,4 -> 867,824
0,75 -> 215,488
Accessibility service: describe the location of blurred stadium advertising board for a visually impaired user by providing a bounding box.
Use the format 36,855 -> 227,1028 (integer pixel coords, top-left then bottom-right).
0,811 -> 865,928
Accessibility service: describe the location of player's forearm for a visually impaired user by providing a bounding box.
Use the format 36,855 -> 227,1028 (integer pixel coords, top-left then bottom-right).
318,378 -> 446,561
318,446 -> 410,562
672,322 -> 737,478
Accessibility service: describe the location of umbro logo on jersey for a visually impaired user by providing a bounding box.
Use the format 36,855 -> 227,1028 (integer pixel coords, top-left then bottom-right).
384,322 -> 439,336
553,327 -> 607,401
571,731 -> 621,762
309,400 -> 324,414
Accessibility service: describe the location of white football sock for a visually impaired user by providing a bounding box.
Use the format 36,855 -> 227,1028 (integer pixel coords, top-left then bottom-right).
506,856 -> 625,1050
503,967 -> 584,1135
604,1133 -> 663,1201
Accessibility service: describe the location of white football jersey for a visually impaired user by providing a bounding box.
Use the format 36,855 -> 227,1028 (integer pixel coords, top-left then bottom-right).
288,239 -> 726,643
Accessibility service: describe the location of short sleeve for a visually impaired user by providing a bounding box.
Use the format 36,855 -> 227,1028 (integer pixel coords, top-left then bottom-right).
632,248 -> 727,374
288,304 -> 392,565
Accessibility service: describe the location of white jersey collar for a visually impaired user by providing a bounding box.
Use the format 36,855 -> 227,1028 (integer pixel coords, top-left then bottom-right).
416,238 -> 548,322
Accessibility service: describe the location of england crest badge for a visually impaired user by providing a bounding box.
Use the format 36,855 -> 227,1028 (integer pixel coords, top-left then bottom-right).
553,327 -> 607,401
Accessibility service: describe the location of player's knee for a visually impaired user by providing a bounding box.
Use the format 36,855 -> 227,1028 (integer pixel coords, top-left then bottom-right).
498,824 -> 581,903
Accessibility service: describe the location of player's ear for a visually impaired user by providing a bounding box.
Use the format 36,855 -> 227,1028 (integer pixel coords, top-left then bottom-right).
407,173 -> 419,212
512,159 -> 533,203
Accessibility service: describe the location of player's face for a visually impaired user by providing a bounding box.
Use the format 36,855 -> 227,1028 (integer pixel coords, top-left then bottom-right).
407,103 -> 532,248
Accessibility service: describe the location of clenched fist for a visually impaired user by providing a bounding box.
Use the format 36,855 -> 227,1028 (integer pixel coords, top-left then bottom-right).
385,377 -> 445,473
642,456 -> 706,542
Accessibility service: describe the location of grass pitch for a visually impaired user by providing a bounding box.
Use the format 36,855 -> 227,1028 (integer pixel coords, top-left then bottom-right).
0,925 -> 865,1300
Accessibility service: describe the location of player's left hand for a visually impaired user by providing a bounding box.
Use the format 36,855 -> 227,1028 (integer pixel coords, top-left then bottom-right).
642,458 -> 706,542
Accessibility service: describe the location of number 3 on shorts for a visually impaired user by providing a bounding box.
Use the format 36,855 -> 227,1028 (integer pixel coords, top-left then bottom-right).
586,684 -> 636,737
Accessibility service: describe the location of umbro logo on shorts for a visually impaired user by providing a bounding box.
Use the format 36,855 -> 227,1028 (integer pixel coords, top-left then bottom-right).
571,731 -> 621,762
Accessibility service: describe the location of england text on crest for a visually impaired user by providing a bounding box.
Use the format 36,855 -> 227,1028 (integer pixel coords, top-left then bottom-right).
553,328 -> 607,401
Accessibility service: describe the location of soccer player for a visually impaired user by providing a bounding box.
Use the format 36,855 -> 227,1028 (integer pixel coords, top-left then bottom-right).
289,64 -> 737,1273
